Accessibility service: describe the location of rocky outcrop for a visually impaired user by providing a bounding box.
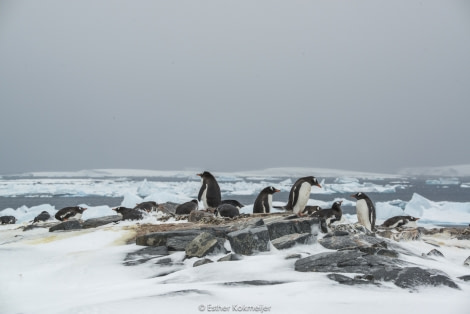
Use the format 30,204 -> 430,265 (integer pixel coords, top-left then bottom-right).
227,225 -> 271,255
136,230 -> 205,249
185,232 -> 227,258
82,215 -> 122,228
295,249 -> 459,290
49,220 -> 82,232
124,246 -> 169,266
266,217 -> 319,240
318,232 -> 384,250
271,233 -> 313,250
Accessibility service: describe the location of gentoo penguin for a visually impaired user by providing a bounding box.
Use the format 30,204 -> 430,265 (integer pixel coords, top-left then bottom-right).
0,215 -> 16,224
175,199 -> 199,215
112,207 -> 144,220
253,186 -> 280,214
351,192 -> 376,231
197,171 -> 221,209
134,201 -> 158,213
302,205 -> 322,215
382,216 -> 420,228
220,199 -> 244,209
286,176 -> 322,216
33,211 -> 51,223
55,206 -> 87,221
312,201 -> 343,233
215,203 -> 240,218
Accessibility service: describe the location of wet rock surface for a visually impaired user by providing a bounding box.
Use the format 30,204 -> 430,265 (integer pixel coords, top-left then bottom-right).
49,220 -> 82,232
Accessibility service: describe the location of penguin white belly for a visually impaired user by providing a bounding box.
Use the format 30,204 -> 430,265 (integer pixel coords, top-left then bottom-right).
356,199 -> 371,230
293,183 -> 311,214
268,194 -> 273,213
201,184 -> 208,209
401,220 -> 417,228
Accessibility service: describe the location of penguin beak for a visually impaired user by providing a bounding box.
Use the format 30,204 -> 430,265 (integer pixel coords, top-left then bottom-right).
274,189 -> 280,193
350,194 -> 356,198
316,183 -> 322,188
197,173 -> 202,177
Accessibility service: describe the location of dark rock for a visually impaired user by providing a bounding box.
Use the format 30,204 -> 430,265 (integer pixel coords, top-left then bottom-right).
49,220 -> 82,232
458,275 -> 470,281
123,246 -> 169,266
318,234 -> 384,250
295,250 -> 458,290
217,253 -> 243,262
464,256 -> 470,267
222,280 -> 287,286
188,210 -> 215,222
155,257 -> 173,265
393,267 -> 459,290
157,289 -> 212,297
327,273 -> 379,286
227,226 -> 270,255
285,254 -> 302,260
193,258 -> 214,267
294,250 -> 404,274
323,231 -> 350,238
136,230 -> 204,249
82,215 -> 122,228
271,233 -> 313,250
426,249 -> 445,257
23,222 -> 59,232
157,202 -> 178,215
266,217 -> 319,240
185,232 -> 227,258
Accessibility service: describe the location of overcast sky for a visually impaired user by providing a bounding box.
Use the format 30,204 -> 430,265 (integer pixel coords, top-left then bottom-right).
1,0 -> 469,175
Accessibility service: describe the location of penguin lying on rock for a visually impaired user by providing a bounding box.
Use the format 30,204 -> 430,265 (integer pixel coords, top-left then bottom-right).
175,200 -> 198,215
312,201 -> 343,233
381,216 -> 420,228
215,204 -> 240,218
134,201 -> 158,213
33,211 -> 51,223
55,206 -> 87,222
112,207 -> 144,221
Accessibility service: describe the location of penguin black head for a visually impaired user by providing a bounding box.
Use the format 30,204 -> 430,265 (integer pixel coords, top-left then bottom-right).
197,171 -> 214,179
190,199 -> 198,204
351,192 -> 369,200
265,186 -> 281,194
112,207 -> 131,214
408,216 -> 420,222
332,200 -> 343,209
76,207 -> 87,213
307,176 -> 322,188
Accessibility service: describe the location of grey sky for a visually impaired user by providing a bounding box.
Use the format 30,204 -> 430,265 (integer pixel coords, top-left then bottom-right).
1,0 -> 469,175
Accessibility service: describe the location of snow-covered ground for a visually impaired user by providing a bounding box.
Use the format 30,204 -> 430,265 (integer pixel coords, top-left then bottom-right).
1,221 -> 469,314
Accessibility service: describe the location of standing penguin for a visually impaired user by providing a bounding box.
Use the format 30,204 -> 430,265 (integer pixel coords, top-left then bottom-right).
197,171 -> 221,209
285,176 -> 322,216
253,186 -> 280,214
55,206 -> 87,221
351,192 -> 376,231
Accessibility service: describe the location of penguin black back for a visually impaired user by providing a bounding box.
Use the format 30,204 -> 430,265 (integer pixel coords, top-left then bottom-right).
253,186 -> 280,214
113,207 -> 143,220
197,171 -> 221,208
134,201 -> 158,212
175,200 -> 198,215
33,211 -> 51,223
215,204 -> 240,218
55,206 -> 87,221
220,199 -> 244,209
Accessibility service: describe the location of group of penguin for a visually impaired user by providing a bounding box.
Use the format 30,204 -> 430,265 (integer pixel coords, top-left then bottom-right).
190,171 -> 420,232
1,171 -> 420,232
